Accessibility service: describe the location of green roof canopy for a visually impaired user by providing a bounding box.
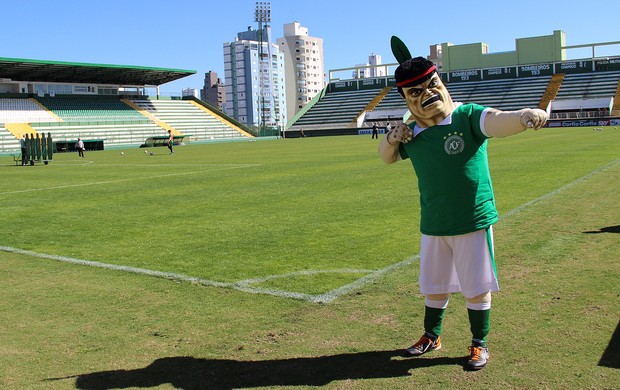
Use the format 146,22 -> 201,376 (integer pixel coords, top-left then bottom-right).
0,57 -> 196,86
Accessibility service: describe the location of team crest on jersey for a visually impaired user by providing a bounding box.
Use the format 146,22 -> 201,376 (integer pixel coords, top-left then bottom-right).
443,132 -> 465,155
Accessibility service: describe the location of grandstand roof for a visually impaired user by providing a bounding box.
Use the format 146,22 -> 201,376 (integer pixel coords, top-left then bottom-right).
0,57 -> 196,86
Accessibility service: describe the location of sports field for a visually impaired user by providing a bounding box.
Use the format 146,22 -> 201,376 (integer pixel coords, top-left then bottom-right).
1,128 -> 619,389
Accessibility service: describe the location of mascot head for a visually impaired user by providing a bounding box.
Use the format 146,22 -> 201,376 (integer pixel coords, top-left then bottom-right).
391,36 -> 455,127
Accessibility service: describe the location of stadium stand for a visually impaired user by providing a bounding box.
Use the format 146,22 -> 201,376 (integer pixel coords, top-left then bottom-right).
445,76 -> 553,111
289,76 -> 552,131
0,95 -> 253,152
0,57 -> 255,153
0,124 -> 17,152
129,99 -> 252,141
0,98 -> 59,123
547,71 -> 620,118
373,87 -> 402,111
538,74 -> 565,110
554,71 -> 620,100
36,96 -> 148,123
288,66 -> 620,134
290,89 -> 379,129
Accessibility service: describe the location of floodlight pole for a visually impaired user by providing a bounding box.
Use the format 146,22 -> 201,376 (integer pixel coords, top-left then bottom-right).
254,1 -> 271,137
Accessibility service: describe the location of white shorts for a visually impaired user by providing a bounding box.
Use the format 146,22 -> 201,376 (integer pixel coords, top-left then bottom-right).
419,226 -> 499,298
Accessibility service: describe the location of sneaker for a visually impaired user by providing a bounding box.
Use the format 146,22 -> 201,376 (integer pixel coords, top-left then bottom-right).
467,345 -> 489,370
403,334 -> 441,357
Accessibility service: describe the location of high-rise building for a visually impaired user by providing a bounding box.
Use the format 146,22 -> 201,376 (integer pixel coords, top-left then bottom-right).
182,88 -> 199,98
427,44 -> 443,71
200,71 -> 225,110
277,21 -> 325,117
353,53 -> 385,79
368,53 -> 385,77
223,25 -> 287,130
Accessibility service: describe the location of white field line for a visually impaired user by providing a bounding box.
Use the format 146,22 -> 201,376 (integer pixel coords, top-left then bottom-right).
314,157 -> 620,303
315,157 -> 620,303
0,164 -> 260,195
0,244 -> 373,302
2,158 -> 618,303
498,157 -> 620,221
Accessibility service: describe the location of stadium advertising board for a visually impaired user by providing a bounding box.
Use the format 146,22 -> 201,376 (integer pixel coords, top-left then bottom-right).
358,128 -> 386,135
359,77 -> 387,90
449,69 -> 481,82
483,67 -> 517,80
547,119 -> 612,128
556,60 -> 593,74
595,58 -> 620,71
518,63 -> 553,77
330,80 -> 357,92
73,85 -> 97,94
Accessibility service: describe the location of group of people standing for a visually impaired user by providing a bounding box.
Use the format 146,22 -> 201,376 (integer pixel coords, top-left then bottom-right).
19,132 -> 54,166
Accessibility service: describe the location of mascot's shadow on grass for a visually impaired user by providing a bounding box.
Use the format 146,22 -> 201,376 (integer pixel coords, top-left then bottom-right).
583,224 -> 620,234
66,350 -> 466,389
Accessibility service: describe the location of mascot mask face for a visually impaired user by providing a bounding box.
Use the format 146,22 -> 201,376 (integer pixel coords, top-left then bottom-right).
391,37 -> 455,128
395,57 -> 454,128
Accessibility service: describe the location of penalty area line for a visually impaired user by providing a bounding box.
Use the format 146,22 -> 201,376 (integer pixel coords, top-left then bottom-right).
0,245 -> 372,303
0,246 -> 230,289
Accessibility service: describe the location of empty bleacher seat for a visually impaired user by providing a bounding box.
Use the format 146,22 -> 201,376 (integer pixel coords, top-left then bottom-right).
555,71 -> 620,100
131,99 -> 249,141
293,89 -> 381,127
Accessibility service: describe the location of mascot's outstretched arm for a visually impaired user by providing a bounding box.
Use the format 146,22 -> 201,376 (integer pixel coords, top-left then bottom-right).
484,108 -> 548,138
379,124 -> 413,164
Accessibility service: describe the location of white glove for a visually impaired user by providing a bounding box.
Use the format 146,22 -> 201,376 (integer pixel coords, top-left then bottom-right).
520,109 -> 548,130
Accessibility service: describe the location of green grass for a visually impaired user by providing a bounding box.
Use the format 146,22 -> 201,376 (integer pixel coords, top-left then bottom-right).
0,127 -> 619,388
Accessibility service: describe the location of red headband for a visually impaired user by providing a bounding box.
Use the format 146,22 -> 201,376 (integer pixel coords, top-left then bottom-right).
396,65 -> 437,87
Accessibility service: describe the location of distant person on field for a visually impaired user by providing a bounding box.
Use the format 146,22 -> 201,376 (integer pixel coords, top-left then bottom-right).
168,130 -> 174,154
371,124 -> 379,139
379,36 -> 548,371
300,128 -> 306,138
76,138 -> 85,158
20,134 -> 27,166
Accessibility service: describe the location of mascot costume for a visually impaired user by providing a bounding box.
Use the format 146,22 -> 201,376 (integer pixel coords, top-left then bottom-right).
379,36 -> 548,370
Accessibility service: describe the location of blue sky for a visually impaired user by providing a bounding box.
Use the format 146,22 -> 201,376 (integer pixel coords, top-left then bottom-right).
3,0 -> 619,94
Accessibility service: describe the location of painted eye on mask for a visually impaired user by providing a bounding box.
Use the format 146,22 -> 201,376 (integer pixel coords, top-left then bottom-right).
408,77 -> 439,98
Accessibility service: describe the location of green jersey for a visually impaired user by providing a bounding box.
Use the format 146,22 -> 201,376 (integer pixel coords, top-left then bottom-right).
399,103 -> 498,236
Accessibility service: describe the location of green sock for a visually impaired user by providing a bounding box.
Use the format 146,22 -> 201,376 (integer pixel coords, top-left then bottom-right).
467,308 -> 490,346
424,306 -> 446,339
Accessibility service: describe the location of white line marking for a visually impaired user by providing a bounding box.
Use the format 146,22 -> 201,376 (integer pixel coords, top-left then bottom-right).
2,158 -> 618,303
0,245 -> 370,302
315,157 -> 620,303
0,164 -> 260,195
311,255 -> 420,303
499,158 -> 619,221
